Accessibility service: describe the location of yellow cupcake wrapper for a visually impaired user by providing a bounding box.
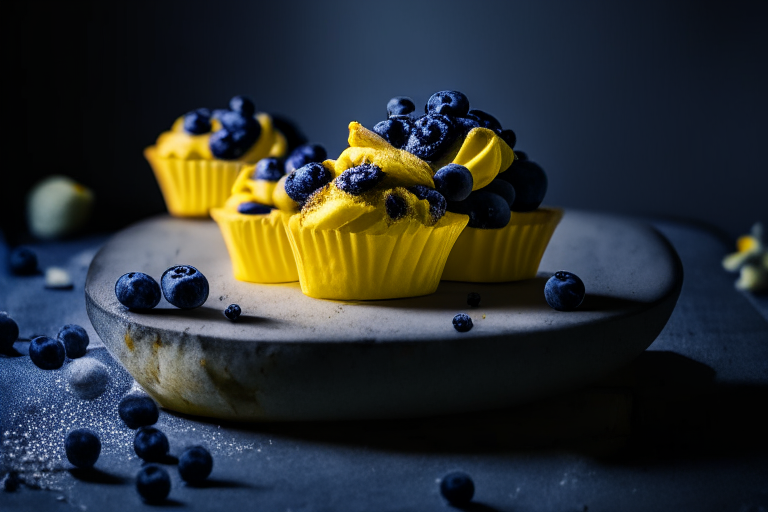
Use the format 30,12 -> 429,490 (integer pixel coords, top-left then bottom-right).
286,212 -> 469,300
145,147 -> 247,217
210,208 -> 298,283
442,208 -> 563,282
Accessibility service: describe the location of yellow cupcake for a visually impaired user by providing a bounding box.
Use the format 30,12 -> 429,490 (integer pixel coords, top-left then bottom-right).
211,164 -> 300,284
146,104 -> 288,217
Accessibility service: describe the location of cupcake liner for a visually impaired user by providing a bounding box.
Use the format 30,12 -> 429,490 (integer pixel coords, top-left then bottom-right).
286,212 -> 469,300
442,208 -> 563,282
211,208 -> 298,283
145,147 -> 247,217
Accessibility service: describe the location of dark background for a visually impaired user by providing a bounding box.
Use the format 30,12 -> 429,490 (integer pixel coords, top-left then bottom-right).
4,0 -> 767,244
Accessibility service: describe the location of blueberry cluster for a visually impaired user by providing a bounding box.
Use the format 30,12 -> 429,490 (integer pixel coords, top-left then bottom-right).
373,91 -> 549,228
115,266 -> 209,311
22,323 -> 91,370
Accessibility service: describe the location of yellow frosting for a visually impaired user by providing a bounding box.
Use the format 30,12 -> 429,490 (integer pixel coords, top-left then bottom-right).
155,113 -> 287,164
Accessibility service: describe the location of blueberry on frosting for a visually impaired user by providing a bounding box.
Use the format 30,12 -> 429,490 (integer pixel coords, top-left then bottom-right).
482,179 -> 516,209
500,129 -> 517,150
433,164 -> 473,202
284,162 -> 332,204
465,191 -> 511,229
385,193 -> 408,220
426,90 -> 470,117
183,109 -> 212,135
466,109 -> 502,133
497,159 -> 547,212
237,202 -> 272,215
284,144 -> 328,174
335,164 -> 386,195
229,95 -> 256,117
373,118 -> 411,149
408,185 -> 447,222
218,111 -> 258,133
387,96 -> 415,117
209,128 -> 259,160
404,114 -> 458,161
254,158 -> 284,181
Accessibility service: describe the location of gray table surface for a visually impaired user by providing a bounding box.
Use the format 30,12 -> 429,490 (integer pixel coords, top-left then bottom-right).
1,214 -> 767,512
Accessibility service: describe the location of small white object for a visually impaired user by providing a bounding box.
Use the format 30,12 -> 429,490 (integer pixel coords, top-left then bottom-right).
45,267 -> 73,289
67,358 -> 110,400
27,175 -> 94,239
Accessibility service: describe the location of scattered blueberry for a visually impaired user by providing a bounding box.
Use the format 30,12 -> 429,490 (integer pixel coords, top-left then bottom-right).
178,446 -> 213,485
433,164 -> 473,202
467,292 -> 481,308
497,159 -> 547,211
387,96 -> 416,117
426,90 -> 470,117
284,144 -> 327,174
29,336 -> 66,370
136,464 -> 171,503
544,271 -> 586,311
452,314 -> 473,333
209,128 -> 260,160
408,185 -> 447,222
514,150 -> 528,161
182,109 -> 211,135
404,114 -> 459,161
237,202 -> 272,215
440,471 -> 475,505
0,312 -> 19,353
284,162 -> 332,204
229,95 -> 256,117
465,191 -> 511,229
467,109 -> 502,132
119,394 -> 160,429
161,265 -> 209,309
500,129 -> 517,150
224,304 -> 241,321
65,429 -> 101,468
115,272 -> 162,310
8,247 -> 38,275
2,471 -> 20,492
482,179 -> 516,209
335,164 -> 385,195
270,114 -> 308,152
57,324 -> 89,359
373,118 -> 411,148
254,158 -> 284,181
134,426 -> 170,462
385,193 -> 408,220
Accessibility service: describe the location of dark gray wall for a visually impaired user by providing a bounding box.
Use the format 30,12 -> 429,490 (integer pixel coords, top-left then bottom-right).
7,0 -> 767,242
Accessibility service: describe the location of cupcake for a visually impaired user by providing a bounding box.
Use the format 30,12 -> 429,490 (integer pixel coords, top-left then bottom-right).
145,95 -> 296,217
282,116 -> 514,300
371,91 -> 561,283
210,144 -> 327,283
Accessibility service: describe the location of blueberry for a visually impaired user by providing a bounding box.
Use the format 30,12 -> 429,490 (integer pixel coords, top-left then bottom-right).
211,109 -> 229,120
284,162 -> 332,204
182,109 -> 211,135
404,114 -> 459,161
254,158 -> 284,181
8,247 -> 38,275
178,446 -> 213,485
466,109 -> 502,132
218,110 -> 258,132
161,265 -> 209,309
237,202 -> 272,215
270,114 -> 309,152
229,95 -> 256,117
514,150 -> 528,161
467,292 -> 481,308
426,90 -> 470,117
453,116 -> 481,134
335,164 -> 385,195
386,96 -> 415,117
482,179 -> 516,209
224,304 -> 241,321
29,336 -> 66,370
136,464 -> 171,503
496,159 -> 547,211
57,324 -> 89,359
209,128 -> 260,160
440,471 -> 475,505
544,271 -> 586,311
385,193 -> 408,220
115,272 -> 162,310
464,191 -> 511,229
284,144 -> 327,174
373,118 -> 411,148
408,185 -> 447,222
433,163 -> 473,202
134,426 -> 170,462
500,129 -> 517,150
0,312 -> 19,353
65,429 -> 101,469
119,394 -> 159,429
452,314 -> 473,333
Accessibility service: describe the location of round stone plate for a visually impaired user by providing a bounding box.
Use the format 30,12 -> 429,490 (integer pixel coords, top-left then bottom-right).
85,210 -> 682,422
